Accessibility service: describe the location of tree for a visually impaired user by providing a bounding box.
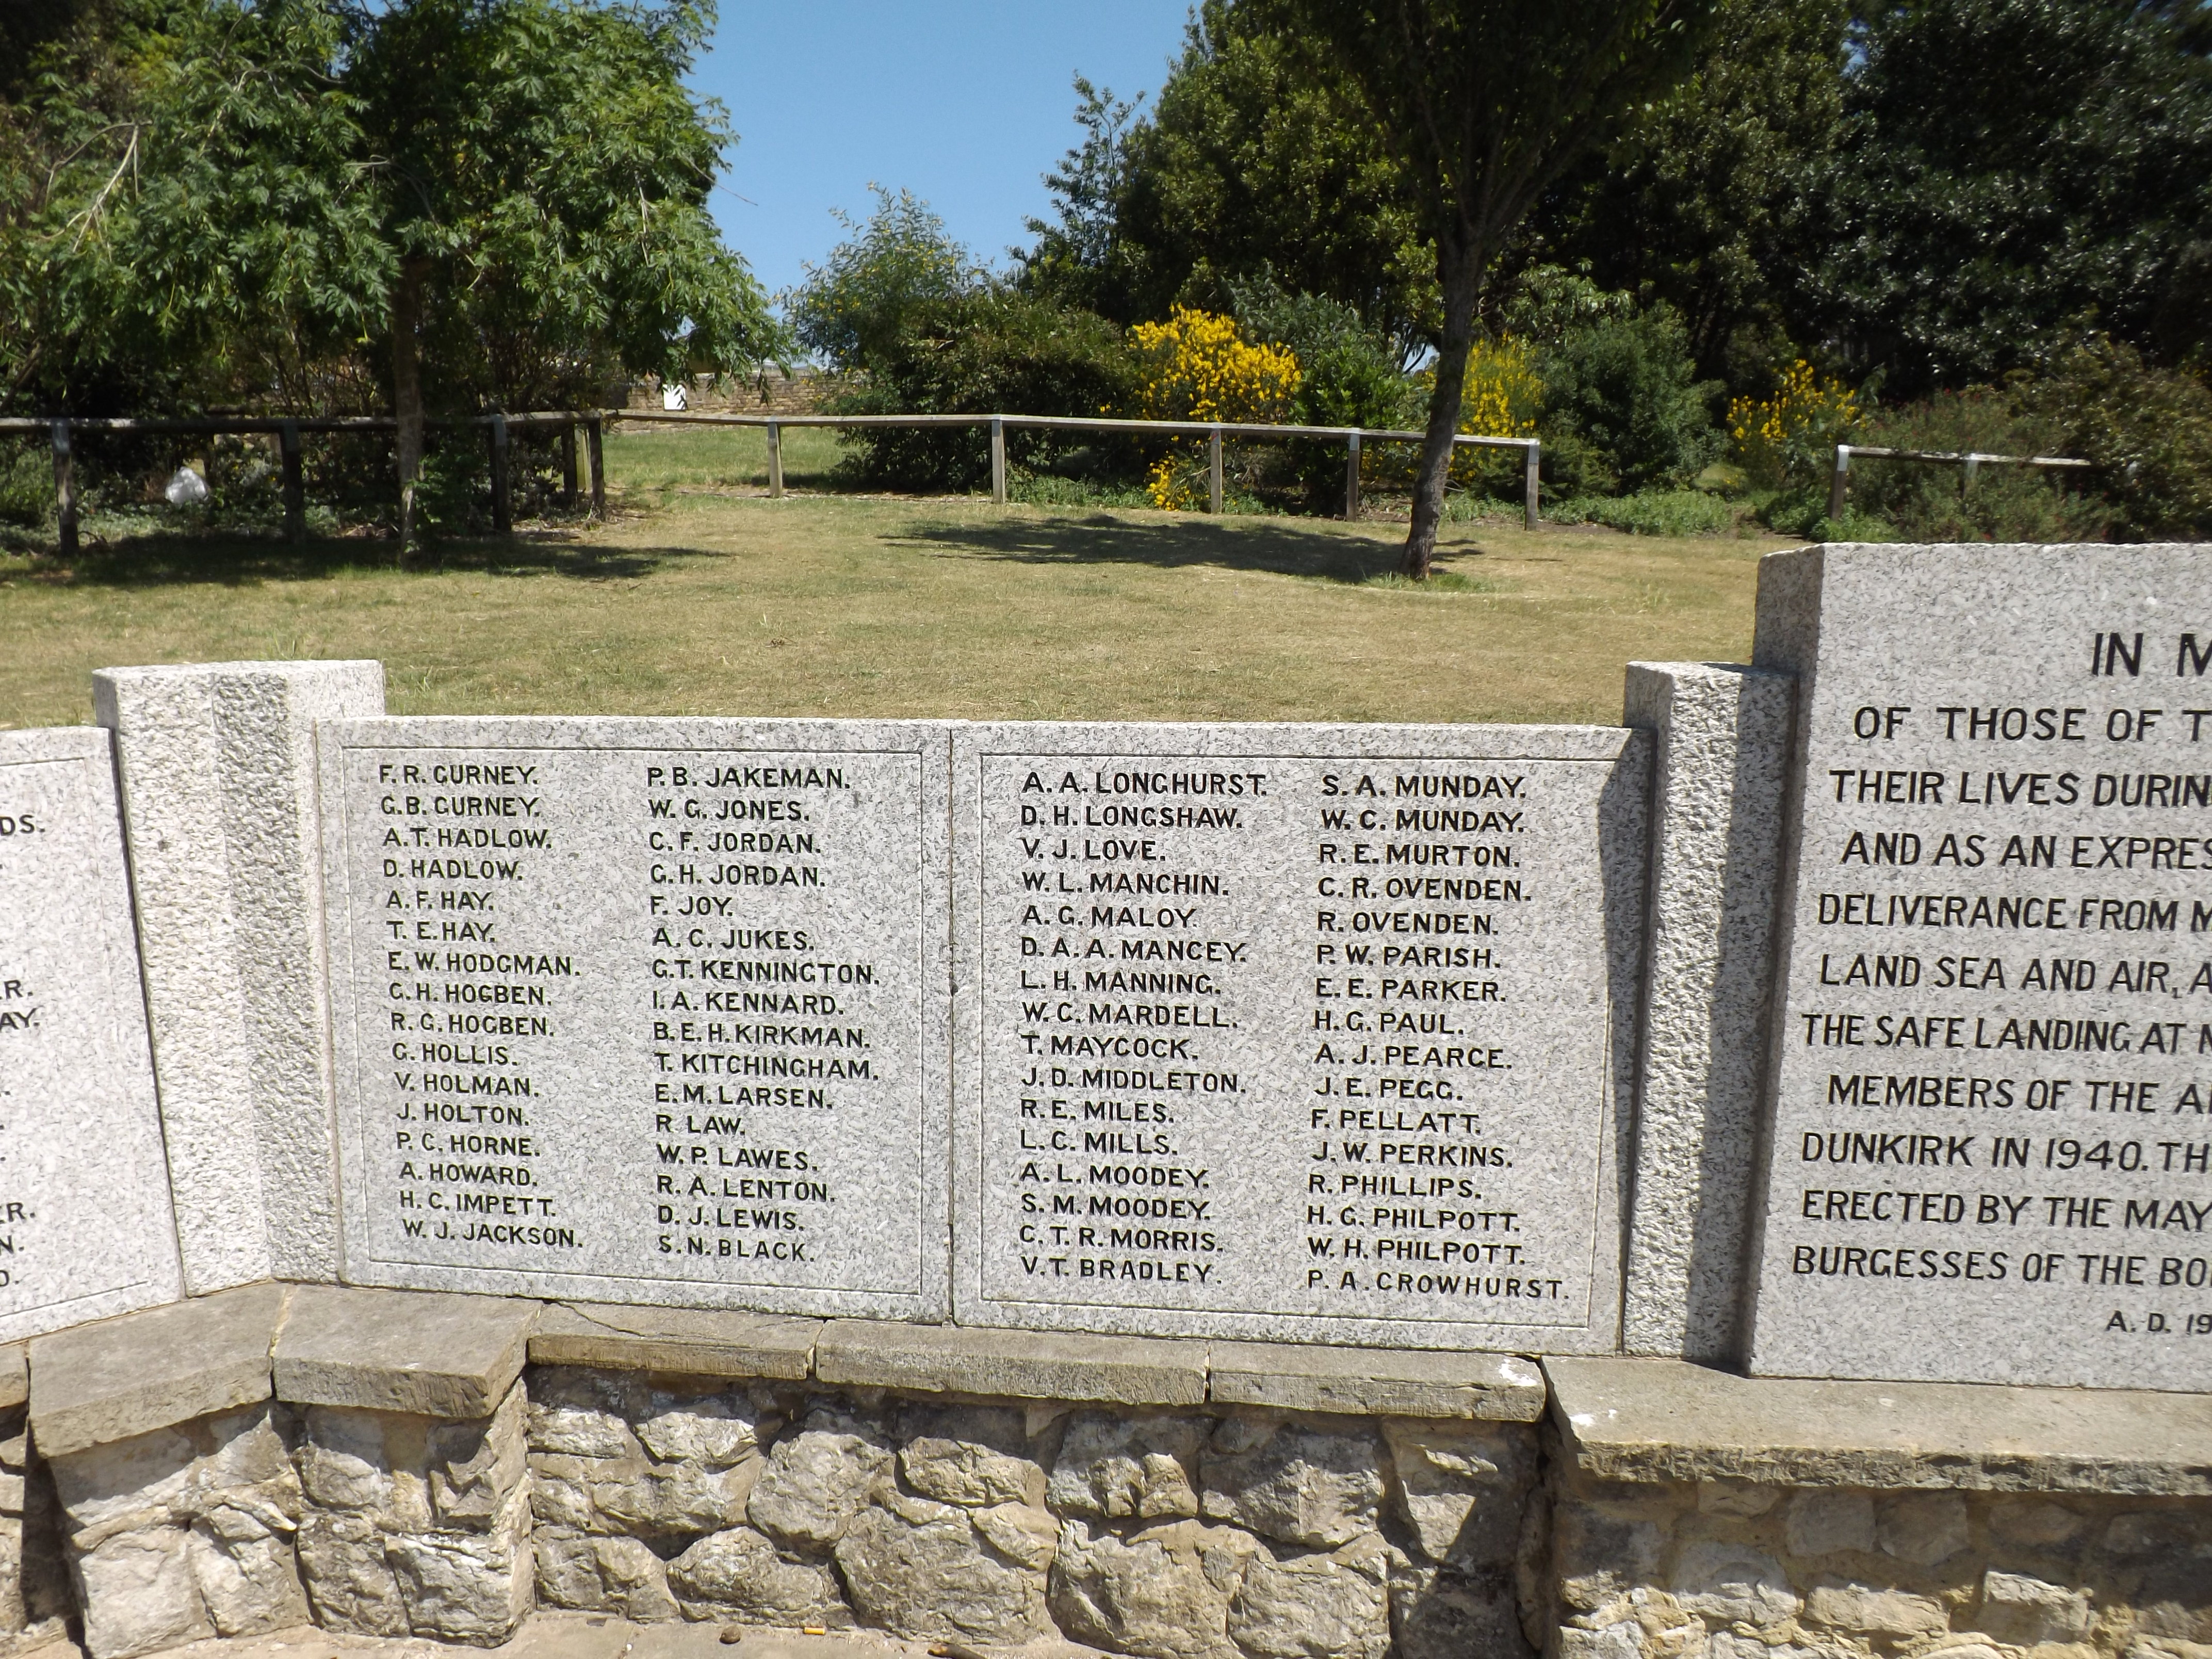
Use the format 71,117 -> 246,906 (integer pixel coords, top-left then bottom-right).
1281,0 -> 1723,576
347,0 -> 779,543
1020,5 -> 1433,349
1808,0 -> 2212,395
1522,0 -> 1849,389
788,186 -> 981,374
1,0 -> 779,544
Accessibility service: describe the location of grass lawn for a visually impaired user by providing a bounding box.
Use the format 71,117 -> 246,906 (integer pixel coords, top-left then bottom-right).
0,427 -> 1797,731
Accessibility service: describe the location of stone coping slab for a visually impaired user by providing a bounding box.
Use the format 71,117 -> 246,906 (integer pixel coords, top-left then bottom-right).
274,1285 -> 534,1419
29,1282 -> 286,1457
1208,1340 -> 1546,1421
530,1304 -> 819,1379
1545,1355 -> 2212,1495
817,1319 -> 1208,1406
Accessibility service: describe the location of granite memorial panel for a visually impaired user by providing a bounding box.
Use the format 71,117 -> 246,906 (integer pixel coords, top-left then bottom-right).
0,727 -> 183,1338
951,721 -> 1647,1349
1750,543 -> 2212,1390
319,717 -> 949,1320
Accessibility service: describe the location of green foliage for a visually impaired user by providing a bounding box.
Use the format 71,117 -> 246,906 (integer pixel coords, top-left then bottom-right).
1231,278 -> 1416,431
2023,338 -> 2212,539
1836,388 -> 2108,542
827,287 -> 1138,491
1537,305 -> 1723,494
1021,3 -> 1433,346
789,186 -> 981,376
1548,487 -> 1736,535
1526,0 -> 1848,387
1813,0 -> 2212,393
2,0 -> 778,426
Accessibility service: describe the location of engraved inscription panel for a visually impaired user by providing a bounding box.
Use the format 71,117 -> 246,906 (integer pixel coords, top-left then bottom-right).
322,718 -> 947,1318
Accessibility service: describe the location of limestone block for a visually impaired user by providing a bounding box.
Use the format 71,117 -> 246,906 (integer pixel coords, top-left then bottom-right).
531,1527 -> 678,1622
184,1517 -> 308,1635
427,1386 -> 528,1530
525,1456 -> 598,1534
1381,1419 -> 1534,1569
665,1526 -> 848,1627
295,1409 -> 396,1520
295,1510 -> 407,1635
30,1282 -> 284,1459
1553,1505 -> 1664,1615
74,1526 -> 209,1658
896,1406 -> 1043,1508
527,1400 -> 639,1462
94,659 -> 384,1290
1877,1491 -> 1970,1566
1389,1562 -> 1531,1659
1050,1518 -> 1255,1659
1558,1623 -> 1641,1659
1974,1570 -> 2092,1645
384,1507 -> 532,1644
1619,662 -> 1793,1363
1048,1412 -> 1202,1521
1783,1489 -> 1875,1556
1201,1420 -> 1383,1549
1207,1344 -> 1546,1422
1992,1500 -> 2080,1548
593,1459 -> 759,1537
528,1305 -> 818,1381
50,1404 -> 304,1657
633,1397 -> 758,1469
1804,1579 -> 1948,1637
274,1287 -> 535,1420
1226,1538 -> 1392,1659
1696,1483 -> 1779,1519
745,1408 -> 891,1548
1669,1541 -> 1800,1626
833,1491 -> 1052,1643
972,1501 -> 1056,1570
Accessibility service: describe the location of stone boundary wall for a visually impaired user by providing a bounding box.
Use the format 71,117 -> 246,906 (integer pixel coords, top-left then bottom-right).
7,1288 -> 2203,1659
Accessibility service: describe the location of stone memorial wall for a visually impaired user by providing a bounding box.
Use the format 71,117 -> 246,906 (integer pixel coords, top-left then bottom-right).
0,728 -> 182,1339
317,718 -> 950,1320
1750,545 -> 2212,1390
950,722 -> 1649,1351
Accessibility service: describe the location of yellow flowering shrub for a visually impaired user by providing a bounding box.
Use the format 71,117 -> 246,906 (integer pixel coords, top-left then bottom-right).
1128,308 -> 1300,509
1391,337 -> 1542,491
1731,361 -> 1861,490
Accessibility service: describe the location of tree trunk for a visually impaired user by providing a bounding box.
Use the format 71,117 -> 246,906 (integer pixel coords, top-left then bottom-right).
1403,231 -> 1484,579
392,257 -> 429,551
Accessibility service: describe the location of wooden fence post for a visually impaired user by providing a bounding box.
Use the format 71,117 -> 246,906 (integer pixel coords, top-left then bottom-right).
280,420 -> 305,542
1344,432 -> 1361,521
767,419 -> 784,498
990,418 -> 1006,505
1208,427 -> 1224,513
587,416 -> 606,517
51,420 -> 77,557
561,421 -> 578,509
1829,444 -> 1851,522
1523,442 -> 1541,531
488,414 -> 512,532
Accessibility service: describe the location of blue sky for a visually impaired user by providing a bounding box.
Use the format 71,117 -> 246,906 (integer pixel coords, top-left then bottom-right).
696,2 -> 1196,303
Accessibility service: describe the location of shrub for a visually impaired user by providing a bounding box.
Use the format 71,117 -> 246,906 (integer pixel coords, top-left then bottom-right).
1844,386 -> 2110,542
1129,307 -> 1300,509
0,445 -> 50,529
1550,488 -> 1737,536
828,288 -> 1138,491
1539,305 -> 1723,494
1730,360 -> 1861,492
788,187 -> 981,375
2024,339 -> 2212,540
1232,280 -> 1415,505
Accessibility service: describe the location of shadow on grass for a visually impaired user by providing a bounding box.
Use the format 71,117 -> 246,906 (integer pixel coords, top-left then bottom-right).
888,512 -> 1477,584
9,526 -> 679,587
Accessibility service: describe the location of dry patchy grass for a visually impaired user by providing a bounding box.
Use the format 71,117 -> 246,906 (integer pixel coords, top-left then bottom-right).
0,433 -> 1794,730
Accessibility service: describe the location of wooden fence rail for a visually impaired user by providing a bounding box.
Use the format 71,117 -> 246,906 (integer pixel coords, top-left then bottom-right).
1828,443 -> 2095,521
2,409 -> 1540,554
